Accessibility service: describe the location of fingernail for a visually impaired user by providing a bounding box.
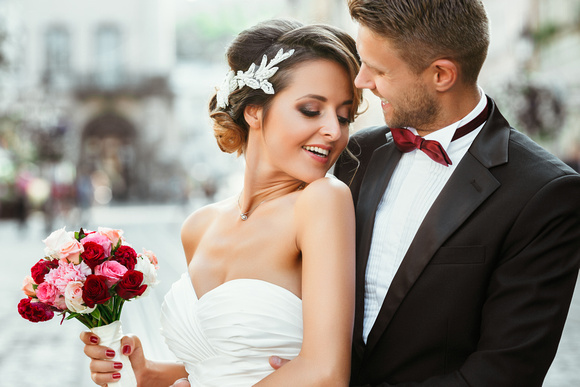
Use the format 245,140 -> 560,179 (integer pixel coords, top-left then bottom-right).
89,335 -> 99,344
106,349 -> 115,358
271,356 -> 280,366
112,373 -> 121,380
114,362 -> 123,370
122,345 -> 131,355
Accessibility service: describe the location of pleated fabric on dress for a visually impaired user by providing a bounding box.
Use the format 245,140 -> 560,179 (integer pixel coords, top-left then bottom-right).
161,272 -> 303,386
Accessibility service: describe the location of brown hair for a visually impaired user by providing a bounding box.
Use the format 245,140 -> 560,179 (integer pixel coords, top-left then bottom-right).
348,0 -> 489,85
209,19 -> 362,155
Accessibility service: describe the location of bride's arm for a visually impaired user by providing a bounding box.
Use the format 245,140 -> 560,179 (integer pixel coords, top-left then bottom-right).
255,177 -> 356,386
80,332 -> 188,386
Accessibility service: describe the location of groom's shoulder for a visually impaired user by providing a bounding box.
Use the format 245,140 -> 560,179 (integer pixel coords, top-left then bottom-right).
347,125 -> 390,157
350,124 -> 390,143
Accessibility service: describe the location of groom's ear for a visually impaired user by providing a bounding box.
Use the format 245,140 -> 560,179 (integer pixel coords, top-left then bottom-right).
430,59 -> 458,92
244,105 -> 263,130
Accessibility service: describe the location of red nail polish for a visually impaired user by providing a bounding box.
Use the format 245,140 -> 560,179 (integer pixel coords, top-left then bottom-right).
112,373 -> 121,380
106,349 -> 115,358
122,345 -> 131,355
89,336 -> 99,344
114,362 -> 123,370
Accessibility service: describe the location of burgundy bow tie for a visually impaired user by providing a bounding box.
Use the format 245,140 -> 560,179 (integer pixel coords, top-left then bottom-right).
391,101 -> 490,166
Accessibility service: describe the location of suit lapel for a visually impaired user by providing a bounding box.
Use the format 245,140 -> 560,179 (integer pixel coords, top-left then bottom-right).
364,153 -> 501,355
363,97 -> 510,356
352,134 -> 401,358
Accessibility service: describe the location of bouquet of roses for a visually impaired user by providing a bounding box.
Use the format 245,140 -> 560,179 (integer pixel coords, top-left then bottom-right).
17,226 -> 159,387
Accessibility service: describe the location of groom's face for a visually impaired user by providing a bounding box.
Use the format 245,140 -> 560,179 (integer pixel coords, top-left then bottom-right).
354,26 -> 440,131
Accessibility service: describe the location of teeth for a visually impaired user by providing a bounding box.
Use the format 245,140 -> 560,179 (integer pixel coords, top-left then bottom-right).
303,146 -> 329,157
380,98 -> 389,104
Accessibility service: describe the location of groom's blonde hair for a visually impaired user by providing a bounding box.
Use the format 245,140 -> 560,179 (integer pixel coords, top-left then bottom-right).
348,0 -> 490,85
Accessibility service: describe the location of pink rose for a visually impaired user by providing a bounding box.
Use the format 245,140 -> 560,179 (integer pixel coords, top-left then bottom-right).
95,260 -> 128,287
141,248 -> 158,268
22,276 -> 36,297
43,227 -> 84,263
64,281 -> 94,314
82,233 -> 112,257
53,295 -> 67,310
44,261 -> 90,293
98,227 -> 124,249
36,282 -> 60,305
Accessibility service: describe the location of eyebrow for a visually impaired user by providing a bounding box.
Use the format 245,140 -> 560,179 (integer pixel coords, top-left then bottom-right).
362,60 -> 382,73
297,94 -> 353,106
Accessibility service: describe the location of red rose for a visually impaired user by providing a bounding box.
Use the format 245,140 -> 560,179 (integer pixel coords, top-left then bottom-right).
113,245 -> 138,270
81,242 -> 107,269
30,259 -> 59,284
82,275 -> 111,307
18,298 -> 55,322
115,270 -> 147,300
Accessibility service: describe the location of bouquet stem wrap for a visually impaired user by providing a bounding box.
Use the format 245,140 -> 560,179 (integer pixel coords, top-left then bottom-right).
91,320 -> 137,387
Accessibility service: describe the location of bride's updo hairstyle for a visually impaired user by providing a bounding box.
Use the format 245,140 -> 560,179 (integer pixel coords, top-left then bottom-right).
209,19 -> 362,155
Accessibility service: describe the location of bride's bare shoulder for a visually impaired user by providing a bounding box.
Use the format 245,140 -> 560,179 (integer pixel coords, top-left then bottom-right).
295,176 -> 353,220
299,176 -> 352,205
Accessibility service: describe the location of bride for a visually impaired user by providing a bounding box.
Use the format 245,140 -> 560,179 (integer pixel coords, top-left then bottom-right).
80,18 -> 362,386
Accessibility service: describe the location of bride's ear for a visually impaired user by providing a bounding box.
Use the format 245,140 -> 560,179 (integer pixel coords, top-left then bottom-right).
244,105 -> 263,131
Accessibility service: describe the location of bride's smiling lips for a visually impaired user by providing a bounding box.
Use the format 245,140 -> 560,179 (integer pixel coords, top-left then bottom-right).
302,144 -> 331,163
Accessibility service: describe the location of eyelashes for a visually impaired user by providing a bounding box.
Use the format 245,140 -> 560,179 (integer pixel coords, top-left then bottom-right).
299,107 -> 319,118
299,107 -> 351,125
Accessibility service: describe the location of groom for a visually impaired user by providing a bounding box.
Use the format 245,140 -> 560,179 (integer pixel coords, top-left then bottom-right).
327,0 -> 580,386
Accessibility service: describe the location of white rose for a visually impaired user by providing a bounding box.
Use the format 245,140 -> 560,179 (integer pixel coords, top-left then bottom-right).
43,227 -> 83,262
135,256 -> 159,293
64,281 -> 95,314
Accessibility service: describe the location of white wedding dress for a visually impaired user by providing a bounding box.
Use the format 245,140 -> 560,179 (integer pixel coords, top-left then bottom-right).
160,272 -> 303,386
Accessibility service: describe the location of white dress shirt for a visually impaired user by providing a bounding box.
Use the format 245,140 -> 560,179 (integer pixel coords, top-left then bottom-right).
362,91 -> 488,342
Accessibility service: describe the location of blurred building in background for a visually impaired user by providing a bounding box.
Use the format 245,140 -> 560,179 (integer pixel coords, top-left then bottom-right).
0,0 -> 579,227
0,0 -> 179,227
480,0 -> 580,169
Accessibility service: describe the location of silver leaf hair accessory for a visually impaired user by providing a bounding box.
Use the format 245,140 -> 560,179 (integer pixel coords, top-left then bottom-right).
216,48 -> 295,109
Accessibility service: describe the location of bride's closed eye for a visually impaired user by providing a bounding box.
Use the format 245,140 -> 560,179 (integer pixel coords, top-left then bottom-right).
299,106 -> 320,118
299,107 -> 350,126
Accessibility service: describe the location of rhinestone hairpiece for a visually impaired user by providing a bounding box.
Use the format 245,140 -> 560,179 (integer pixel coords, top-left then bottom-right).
216,48 -> 295,109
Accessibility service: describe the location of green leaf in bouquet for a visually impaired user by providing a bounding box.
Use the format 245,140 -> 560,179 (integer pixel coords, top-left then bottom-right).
90,307 -> 102,321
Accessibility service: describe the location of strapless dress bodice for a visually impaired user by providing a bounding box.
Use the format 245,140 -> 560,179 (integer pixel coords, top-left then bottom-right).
160,272 -> 303,386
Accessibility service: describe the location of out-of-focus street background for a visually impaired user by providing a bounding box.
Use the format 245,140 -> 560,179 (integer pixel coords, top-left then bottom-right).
0,0 -> 579,386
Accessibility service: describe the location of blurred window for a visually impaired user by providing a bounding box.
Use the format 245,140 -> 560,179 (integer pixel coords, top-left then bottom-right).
45,26 -> 70,88
95,24 -> 122,89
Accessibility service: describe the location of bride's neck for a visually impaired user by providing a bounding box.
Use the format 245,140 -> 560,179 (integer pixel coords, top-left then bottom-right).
239,173 -> 304,212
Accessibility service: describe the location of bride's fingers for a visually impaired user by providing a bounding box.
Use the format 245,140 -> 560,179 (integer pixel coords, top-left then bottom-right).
80,330 -> 100,345
121,335 -> 147,372
81,330 -> 116,361
83,341 -> 116,360
89,359 -> 124,373
90,367 -> 120,386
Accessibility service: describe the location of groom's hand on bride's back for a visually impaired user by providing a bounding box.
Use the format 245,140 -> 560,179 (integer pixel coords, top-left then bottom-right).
170,378 -> 191,387
80,331 -> 147,386
269,355 -> 290,370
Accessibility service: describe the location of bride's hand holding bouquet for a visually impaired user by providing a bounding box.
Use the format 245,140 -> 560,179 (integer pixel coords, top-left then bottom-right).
18,226 -> 159,387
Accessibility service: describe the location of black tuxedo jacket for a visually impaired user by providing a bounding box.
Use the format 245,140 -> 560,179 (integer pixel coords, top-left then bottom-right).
335,97 -> 580,386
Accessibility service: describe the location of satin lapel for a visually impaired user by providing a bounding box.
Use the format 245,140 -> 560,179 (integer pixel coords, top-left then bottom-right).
364,152 -> 501,356
352,136 -> 402,359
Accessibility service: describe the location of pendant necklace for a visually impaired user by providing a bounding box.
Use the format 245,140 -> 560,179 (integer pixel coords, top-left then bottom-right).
237,183 -> 305,221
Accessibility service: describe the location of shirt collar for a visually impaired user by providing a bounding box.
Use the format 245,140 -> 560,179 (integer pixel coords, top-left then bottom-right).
406,88 -> 487,151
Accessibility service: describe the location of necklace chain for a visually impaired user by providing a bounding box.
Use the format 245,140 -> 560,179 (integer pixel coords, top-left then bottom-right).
237,183 -> 305,221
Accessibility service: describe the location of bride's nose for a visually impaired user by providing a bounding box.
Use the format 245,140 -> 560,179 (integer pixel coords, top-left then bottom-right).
319,117 -> 342,141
